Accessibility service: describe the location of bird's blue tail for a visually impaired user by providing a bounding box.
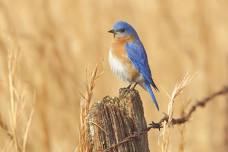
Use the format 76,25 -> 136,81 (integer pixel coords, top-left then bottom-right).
144,83 -> 159,111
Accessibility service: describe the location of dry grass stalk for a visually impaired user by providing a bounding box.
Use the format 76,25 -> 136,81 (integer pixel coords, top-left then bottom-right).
178,103 -> 187,152
167,74 -> 192,123
178,124 -> 186,152
22,107 -> 34,152
7,49 -> 20,152
77,65 -> 103,152
3,49 -> 35,152
160,74 -> 192,152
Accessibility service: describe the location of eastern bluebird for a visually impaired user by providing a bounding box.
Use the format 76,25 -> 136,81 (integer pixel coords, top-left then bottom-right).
108,21 -> 159,110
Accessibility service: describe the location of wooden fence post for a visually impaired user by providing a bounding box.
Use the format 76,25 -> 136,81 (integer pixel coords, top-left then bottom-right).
86,88 -> 150,152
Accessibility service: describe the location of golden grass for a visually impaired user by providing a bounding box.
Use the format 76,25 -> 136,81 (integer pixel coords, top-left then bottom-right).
0,0 -> 227,152
159,74 -> 192,152
77,66 -> 103,152
8,50 -> 34,152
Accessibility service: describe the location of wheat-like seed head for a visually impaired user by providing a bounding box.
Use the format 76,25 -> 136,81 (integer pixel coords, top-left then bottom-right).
159,73 -> 193,152
78,65 -> 103,152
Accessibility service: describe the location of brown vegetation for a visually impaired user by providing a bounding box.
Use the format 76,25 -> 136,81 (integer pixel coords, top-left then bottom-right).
0,0 -> 228,152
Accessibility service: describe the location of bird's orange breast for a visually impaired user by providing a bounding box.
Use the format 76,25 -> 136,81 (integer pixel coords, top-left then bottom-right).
110,38 -> 139,81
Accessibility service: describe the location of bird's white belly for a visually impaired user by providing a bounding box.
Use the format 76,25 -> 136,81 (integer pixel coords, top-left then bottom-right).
109,50 -> 130,82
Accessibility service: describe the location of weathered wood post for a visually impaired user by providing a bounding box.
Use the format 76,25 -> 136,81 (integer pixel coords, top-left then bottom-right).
86,88 -> 150,152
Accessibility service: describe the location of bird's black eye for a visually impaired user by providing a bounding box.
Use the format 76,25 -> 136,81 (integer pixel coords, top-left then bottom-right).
118,28 -> 125,33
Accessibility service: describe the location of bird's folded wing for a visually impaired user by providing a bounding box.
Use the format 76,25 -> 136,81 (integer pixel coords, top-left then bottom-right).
125,41 -> 153,84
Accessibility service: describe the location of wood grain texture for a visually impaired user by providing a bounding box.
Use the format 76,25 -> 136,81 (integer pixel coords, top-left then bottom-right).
86,88 -> 150,152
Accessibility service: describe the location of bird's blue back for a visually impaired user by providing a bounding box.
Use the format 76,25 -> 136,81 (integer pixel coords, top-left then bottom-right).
125,40 -> 153,85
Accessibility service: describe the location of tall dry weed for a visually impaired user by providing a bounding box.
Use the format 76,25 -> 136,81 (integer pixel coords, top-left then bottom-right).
0,50 -> 35,152
159,74 -> 192,152
77,66 -> 103,152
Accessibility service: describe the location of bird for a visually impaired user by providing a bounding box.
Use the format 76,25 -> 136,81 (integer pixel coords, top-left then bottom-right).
108,21 -> 159,110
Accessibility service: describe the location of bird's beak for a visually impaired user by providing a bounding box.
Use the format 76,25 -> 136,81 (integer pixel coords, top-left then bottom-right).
108,29 -> 115,33
108,29 -> 116,37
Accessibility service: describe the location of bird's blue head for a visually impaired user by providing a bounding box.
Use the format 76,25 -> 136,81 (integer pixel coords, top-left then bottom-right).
108,21 -> 139,40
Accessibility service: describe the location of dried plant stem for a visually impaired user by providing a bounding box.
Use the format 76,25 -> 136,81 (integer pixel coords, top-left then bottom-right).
178,104 -> 187,152
22,108 -> 34,152
160,74 -> 192,152
4,50 -> 35,152
7,49 -> 20,152
78,65 -> 103,152
178,124 -> 185,152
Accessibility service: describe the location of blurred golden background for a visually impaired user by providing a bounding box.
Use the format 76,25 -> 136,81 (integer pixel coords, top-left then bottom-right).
0,0 -> 227,152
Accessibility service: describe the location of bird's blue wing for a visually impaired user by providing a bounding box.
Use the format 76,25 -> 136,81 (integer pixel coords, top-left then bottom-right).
125,41 -> 154,86
125,41 -> 159,110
